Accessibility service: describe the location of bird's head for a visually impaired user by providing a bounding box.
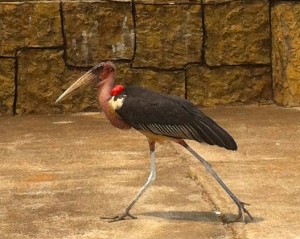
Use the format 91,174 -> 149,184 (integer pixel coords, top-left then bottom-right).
55,61 -> 116,103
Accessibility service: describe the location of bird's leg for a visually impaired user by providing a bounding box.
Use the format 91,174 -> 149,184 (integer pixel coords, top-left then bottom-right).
178,140 -> 253,223
101,141 -> 156,222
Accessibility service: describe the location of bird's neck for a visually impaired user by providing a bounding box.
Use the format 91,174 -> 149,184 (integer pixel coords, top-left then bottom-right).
97,74 -> 131,130
97,75 -> 115,103
97,75 -> 115,119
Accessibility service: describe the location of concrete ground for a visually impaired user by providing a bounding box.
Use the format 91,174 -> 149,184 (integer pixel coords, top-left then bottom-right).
0,105 -> 299,239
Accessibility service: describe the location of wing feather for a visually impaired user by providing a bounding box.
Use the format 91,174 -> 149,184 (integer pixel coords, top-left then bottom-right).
116,86 -> 237,150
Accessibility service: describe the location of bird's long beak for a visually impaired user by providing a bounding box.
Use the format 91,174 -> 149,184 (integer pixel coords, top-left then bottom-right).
55,63 -> 104,104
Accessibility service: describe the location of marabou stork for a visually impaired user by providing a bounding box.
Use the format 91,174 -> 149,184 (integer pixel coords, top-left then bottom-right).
56,62 -> 253,223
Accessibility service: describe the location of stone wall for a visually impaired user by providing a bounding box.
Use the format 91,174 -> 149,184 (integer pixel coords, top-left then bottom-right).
272,1 -> 300,107
0,0 -> 299,115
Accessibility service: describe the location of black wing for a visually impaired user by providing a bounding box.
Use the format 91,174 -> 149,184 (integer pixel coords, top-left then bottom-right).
116,86 -> 237,150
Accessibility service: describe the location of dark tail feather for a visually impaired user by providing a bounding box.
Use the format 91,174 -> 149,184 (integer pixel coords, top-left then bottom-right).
192,115 -> 237,150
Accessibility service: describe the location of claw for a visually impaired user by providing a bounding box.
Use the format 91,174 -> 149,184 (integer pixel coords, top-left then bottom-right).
234,201 -> 253,223
101,211 -> 137,223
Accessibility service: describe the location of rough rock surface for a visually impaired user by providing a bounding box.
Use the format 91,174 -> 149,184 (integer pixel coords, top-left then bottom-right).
135,0 -> 201,3
114,65 -> 185,97
16,49 -> 99,114
16,52 -> 141,114
131,69 -> 185,97
186,65 -> 272,106
63,1 -> 134,66
1,0 -> 300,112
0,2 -> 62,56
203,0 -> 241,3
134,4 -> 202,69
0,58 -> 15,115
205,0 -> 270,66
272,3 -> 300,106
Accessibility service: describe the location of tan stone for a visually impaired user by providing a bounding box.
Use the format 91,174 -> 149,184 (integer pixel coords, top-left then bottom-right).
17,49 -> 65,114
59,69 -> 99,113
203,0 -> 239,3
205,0 -> 270,66
134,4 -> 202,69
114,64 -> 185,97
131,69 -> 185,97
16,51 -> 185,114
272,3 -> 300,107
63,1 -> 134,66
0,2 -> 62,56
135,0 -> 200,3
0,58 -> 15,115
186,65 -> 272,106
113,62 -> 133,86
16,49 -> 99,114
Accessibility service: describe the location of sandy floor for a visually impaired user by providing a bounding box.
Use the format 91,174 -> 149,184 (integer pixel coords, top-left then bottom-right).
0,105 -> 299,239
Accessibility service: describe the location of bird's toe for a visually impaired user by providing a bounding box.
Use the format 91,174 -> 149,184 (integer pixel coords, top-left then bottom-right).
101,212 -> 137,223
234,201 -> 253,223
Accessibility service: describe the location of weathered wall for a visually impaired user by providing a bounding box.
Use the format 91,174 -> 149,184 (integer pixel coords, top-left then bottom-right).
0,0 -> 299,115
272,1 -> 300,107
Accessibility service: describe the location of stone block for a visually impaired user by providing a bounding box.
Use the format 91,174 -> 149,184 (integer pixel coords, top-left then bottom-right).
134,4 -> 202,69
0,2 -> 62,56
131,69 -> 185,97
272,3 -> 300,106
113,62 -> 134,86
59,69 -> 99,113
205,0 -> 270,66
203,0 -> 240,3
186,65 -> 272,106
135,0 -> 200,3
16,49 -> 99,114
0,58 -> 15,115
63,1 -> 134,66
113,64 -> 185,97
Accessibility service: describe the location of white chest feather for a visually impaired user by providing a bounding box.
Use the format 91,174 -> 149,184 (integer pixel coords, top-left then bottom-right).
108,95 -> 126,111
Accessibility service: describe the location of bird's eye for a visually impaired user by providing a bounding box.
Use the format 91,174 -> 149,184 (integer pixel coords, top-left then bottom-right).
89,63 -> 104,77
94,64 -> 104,72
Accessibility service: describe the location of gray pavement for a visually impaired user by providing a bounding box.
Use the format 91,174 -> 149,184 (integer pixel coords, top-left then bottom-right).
0,105 -> 299,239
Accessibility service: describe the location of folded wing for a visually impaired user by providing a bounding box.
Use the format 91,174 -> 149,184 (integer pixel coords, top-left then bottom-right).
115,86 -> 237,150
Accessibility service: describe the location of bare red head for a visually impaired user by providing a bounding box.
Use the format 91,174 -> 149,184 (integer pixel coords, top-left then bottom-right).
99,61 -> 116,81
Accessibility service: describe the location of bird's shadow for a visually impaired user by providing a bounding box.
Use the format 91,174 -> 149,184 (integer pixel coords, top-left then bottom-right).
141,211 -> 263,223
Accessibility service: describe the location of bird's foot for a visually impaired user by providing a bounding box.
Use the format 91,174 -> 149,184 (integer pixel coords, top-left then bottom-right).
233,201 -> 253,223
101,211 -> 137,223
